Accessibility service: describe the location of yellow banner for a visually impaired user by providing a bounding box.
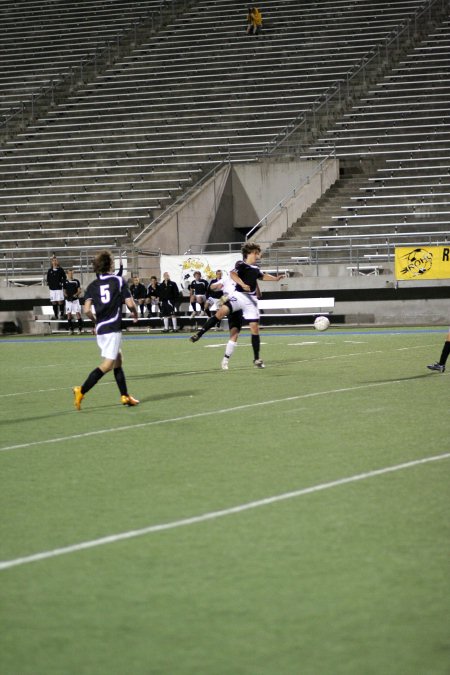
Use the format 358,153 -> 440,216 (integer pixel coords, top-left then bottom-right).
395,246 -> 450,280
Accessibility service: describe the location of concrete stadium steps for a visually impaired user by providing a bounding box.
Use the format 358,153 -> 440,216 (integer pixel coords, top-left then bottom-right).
0,0 -> 439,273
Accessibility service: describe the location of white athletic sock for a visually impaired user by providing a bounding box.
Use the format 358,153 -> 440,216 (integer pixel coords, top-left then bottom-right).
164,317 -> 169,330
225,340 -> 237,358
172,317 -> 177,330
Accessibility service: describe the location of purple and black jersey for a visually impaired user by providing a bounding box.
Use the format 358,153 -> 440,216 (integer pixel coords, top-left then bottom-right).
64,278 -> 80,301
234,260 -> 263,295
85,274 -> 131,334
188,278 -> 208,296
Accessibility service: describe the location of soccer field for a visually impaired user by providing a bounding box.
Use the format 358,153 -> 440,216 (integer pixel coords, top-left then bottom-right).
1,327 -> 449,675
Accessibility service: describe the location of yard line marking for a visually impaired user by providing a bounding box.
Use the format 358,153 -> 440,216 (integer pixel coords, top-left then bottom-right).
0,342 -> 436,400
0,452 -> 448,572
0,378 -> 425,454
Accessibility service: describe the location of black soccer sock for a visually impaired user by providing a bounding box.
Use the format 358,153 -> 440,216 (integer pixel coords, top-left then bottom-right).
52,304 -> 58,318
67,317 -> 74,332
140,304 -> 145,317
114,367 -> 128,396
197,314 -> 220,336
251,334 -> 260,360
77,317 -> 83,331
439,340 -> 450,366
59,304 -> 65,318
81,367 -> 105,395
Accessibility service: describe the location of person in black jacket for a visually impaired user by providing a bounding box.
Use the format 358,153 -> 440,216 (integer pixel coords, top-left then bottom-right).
46,256 -> 66,319
129,275 -> 147,318
158,272 -> 180,332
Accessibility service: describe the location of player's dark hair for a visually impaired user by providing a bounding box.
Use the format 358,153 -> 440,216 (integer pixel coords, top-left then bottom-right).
241,242 -> 261,259
93,250 -> 113,274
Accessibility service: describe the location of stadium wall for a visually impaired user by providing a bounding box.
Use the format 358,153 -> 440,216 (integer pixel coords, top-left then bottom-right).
137,158 -> 338,257
1,277 -> 449,334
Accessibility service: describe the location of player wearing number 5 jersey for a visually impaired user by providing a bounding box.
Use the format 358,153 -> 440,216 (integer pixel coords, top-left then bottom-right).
73,250 -> 140,410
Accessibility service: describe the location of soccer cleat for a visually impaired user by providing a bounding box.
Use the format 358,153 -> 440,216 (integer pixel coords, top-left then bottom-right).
73,386 -> 84,410
121,394 -> 140,406
190,332 -> 201,343
221,357 -> 229,370
253,359 -> 265,368
427,362 -> 445,373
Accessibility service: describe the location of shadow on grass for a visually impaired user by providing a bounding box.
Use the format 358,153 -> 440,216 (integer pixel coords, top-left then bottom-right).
0,390 -> 200,426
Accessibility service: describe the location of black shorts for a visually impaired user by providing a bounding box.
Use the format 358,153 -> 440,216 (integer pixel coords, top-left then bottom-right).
228,309 -> 243,332
160,300 -> 175,316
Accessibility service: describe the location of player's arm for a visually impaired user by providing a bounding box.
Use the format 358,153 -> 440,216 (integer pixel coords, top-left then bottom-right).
125,297 -> 139,323
83,298 -> 95,322
261,272 -> 285,282
230,270 -> 251,292
210,280 -> 223,292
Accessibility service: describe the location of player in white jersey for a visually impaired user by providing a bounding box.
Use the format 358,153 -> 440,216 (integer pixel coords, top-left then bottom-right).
190,243 -> 284,368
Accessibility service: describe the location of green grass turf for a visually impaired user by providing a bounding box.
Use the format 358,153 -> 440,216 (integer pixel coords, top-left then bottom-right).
0,327 -> 449,674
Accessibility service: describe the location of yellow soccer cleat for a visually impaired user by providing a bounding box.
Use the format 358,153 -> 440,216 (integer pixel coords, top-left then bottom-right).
121,394 -> 140,406
73,386 -> 84,410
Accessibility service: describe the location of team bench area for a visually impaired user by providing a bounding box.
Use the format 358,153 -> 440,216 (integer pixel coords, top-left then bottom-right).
33,296 -> 336,333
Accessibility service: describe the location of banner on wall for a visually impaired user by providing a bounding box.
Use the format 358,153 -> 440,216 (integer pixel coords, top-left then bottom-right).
394,246 -> 450,281
160,253 -> 240,292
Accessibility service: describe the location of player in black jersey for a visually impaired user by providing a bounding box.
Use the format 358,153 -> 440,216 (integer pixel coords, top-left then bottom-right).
129,275 -> 147,317
158,272 -> 180,332
63,269 -> 83,334
190,243 -> 284,368
73,250 -> 139,410
46,256 -> 66,319
146,275 -> 160,316
188,271 -> 209,321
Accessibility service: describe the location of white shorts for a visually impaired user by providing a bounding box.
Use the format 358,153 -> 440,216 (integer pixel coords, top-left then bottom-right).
50,290 -> 64,302
65,299 -> 81,315
206,297 -> 220,313
228,291 -> 260,322
96,331 -> 122,360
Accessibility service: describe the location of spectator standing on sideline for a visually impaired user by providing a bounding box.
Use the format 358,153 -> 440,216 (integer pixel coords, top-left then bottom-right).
46,255 -> 66,319
158,272 -> 180,332
190,243 -> 284,368
246,5 -> 263,35
64,268 -> 83,335
129,275 -> 147,317
73,250 -> 139,410
146,275 -> 160,316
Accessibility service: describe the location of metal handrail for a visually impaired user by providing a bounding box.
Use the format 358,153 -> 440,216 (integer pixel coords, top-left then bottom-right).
245,150 -> 336,241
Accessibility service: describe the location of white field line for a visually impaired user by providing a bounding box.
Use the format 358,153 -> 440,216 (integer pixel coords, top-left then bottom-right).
1,452 -> 448,572
0,379 -> 410,454
0,342 -> 436,400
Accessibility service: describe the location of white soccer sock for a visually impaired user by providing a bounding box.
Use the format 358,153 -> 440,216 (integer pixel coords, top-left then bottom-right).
172,317 -> 177,330
163,317 -> 169,330
225,340 -> 237,358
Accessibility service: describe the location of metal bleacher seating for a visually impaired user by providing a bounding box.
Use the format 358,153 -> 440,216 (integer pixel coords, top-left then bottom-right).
268,11 -> 450,268
0,0 -> 437,278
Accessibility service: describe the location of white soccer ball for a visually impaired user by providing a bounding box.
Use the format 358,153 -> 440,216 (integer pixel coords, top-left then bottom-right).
314,315 -> 330,331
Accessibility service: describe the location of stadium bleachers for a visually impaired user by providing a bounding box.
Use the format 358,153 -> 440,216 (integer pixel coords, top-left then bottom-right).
268,14 -> 450,267
0,0 -> 437,276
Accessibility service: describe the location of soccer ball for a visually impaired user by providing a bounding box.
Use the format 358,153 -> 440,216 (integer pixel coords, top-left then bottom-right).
314,315 -> 330,331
